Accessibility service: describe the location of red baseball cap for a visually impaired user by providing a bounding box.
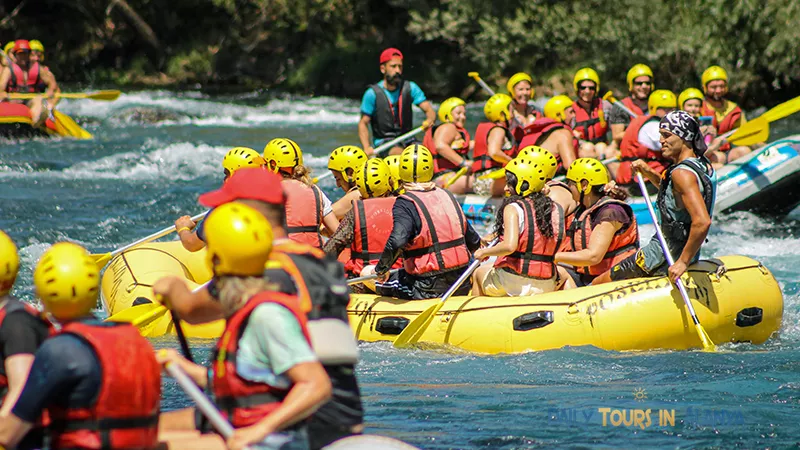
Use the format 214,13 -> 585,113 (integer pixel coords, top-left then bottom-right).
199,167 -> 285,207
379,48 -> 403,64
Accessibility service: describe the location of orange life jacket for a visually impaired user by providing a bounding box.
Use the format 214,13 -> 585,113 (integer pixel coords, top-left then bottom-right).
615,115 -> 669,185
494,197 -> 564,279
701,100 -> 743,152
401,188 -> 471,276
47,321 -> 160,450
471,122 -> 516,173
546,179 -> 576,252
7,62 -> 42,93
283,179 -> 323,248
518,118 -> 579,174
212,291 -> 311,429
566,198 -> 639,276
423,123 -> 471,175
344,197 -> 403,277
620,96 -> 648,118
572,98 -> 608,143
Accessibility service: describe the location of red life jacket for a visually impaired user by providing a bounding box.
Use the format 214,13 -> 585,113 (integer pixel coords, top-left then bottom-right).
0,298 -> 52,393
7,63 -> 42,94
212,291 -> 311,428
518,118 -> 579,173
701,100 -> 743,152
615,115 -> 669,185
572,98 -> 608,143
423,124 -> 471,175
401,188 -> 471,276
566,198 -> 639,276
471,122 -> 517,173
48,321 -> 160,450
344,197 -> 403,277
546,180 -> 576,252
620,96 -> 648,118
494,197 -> 564,279
283,179 -> 323,248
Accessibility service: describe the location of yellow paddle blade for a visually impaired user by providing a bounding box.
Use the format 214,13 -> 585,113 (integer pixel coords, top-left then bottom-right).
761,95 -> 800,123
729,118 -> 768,146
393,302 -> 443,348
443,167 -> 469,188
695,323 -> 717,352
90,252 -> 112,270
468,72 -> 480,80
52,110 -> 93,139
478,168 -> 505,180
602,91 -> 614,101
60,90 -> 121,101
106,302 -> 163,324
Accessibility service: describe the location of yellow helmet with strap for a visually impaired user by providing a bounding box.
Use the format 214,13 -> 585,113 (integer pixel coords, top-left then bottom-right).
543,95 -> 573,123
484,94 -> 513,123
678,88 -> 704,110
627,64 -> 654,91
504,157 -> 547,197
383,155 -> 402,192
34,243 -> 99,321
507,72 -> 534,98
29,39 -> 44,53
573,67 -> 600,92
517,146 -> 558,180
222,147 -> 265,177
701,66 -> 728,92
355,159 -> 393,198
0,230 -> 19,296
204,203 -> 273,277
566,158 -> 609,194
438,97 -> 466,123
327,145 -> 367,183
2,42 -> 13,55
648,90 -> 678,115
398,144 -> 434,183
263,138 -> 303,172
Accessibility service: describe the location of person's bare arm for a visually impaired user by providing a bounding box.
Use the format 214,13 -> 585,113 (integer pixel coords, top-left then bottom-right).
610,123 -> 626,146
555,221 -> 620,266
0,413 -> 33,449
434,123 -> 467,167
152,277 -> 223,324
40,68 -> 59,107
358,115 -> 374,155
631,159 -> 661,187
418,100 -> 436,128
474,206 -> 519,259
0,68 -> 10,100
487,127 -> 513,165
668,169 -> 712,282
552,128 -> 577,169
0,355 -> 35,416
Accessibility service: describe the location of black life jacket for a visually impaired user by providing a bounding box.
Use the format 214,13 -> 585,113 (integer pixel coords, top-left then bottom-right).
656,157 -> 715,245
369,81 -> 413,140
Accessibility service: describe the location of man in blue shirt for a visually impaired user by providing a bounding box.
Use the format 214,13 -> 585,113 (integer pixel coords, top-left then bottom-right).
358,48 -> 436,156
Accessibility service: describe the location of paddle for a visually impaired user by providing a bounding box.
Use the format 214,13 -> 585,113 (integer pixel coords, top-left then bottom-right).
8,90 -> 122,101
52,109 -> 93,139
314,125 -> 427,184
607,94 -> 638,119
715,94 -> 800,147
393,239 -> 499,348
443,166 -> 469,188
163,360 -> 237,438
90,211 -> 209,269
108,281 -> 210,338
347,268 -> 399,285
635,173 -> 715,351
468,72 -> 497,96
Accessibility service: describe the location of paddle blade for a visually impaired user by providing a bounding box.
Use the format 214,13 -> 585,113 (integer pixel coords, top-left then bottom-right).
106,302 -> 163,324
393,302 -> 443,348
86,90 -> 121,101
90,252 -> 112,270
468,72 -> 480,80
443,167 -> 468,188
761,95 -> 800,123
695,323 -> 717,352
729,118 -> 768,145
478,168 -> 505,180
53,110 -> 93,139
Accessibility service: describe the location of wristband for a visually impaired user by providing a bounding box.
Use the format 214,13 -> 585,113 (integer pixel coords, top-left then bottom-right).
177,227 -> 191,234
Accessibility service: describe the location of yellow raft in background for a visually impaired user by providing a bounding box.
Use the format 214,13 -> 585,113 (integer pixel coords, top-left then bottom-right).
100,242 -> 783,353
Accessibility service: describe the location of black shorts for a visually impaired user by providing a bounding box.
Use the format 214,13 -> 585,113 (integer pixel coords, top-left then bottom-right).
563,267 -> 595,288
376,268 -> 471,300
609,251 -> 667,282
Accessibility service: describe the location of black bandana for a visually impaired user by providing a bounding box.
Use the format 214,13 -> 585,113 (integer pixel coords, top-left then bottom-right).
659,110 -> 708,154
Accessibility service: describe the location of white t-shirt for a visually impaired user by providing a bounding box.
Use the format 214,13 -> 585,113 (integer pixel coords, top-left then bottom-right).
320,190 -> 333,217
510,203 -> 526,234
638,121 -> 662,152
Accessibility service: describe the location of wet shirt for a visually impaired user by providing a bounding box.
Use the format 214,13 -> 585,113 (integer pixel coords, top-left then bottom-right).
323,209 -> 355,259
590,203 -> 632,230
0,306 -> 50,363
608,98 -> 649,127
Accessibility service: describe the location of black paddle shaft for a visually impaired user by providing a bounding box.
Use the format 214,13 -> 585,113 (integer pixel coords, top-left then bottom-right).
171,310 -> 194,363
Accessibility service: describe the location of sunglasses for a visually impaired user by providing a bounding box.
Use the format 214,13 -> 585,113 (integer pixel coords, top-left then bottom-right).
634,81 -> 652,87
578,85 -> 597,92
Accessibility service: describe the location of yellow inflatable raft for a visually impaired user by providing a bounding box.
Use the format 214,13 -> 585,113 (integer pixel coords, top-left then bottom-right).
100,242 -> 783,352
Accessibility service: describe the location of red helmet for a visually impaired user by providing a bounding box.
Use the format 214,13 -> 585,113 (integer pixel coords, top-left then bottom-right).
13,40 -> 30,53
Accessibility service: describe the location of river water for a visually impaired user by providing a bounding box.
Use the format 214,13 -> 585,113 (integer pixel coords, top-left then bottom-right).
2,91 -> 800,448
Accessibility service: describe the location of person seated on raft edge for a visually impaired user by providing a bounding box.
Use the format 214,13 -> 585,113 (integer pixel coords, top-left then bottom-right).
323,158 -> 403,293
594,110 -> 716,285
679,87 -> 727,157
554,158 -> 638,289
424,97 -> 474,195
362,144 -> 482,300
155,203 -> 332,450
175,146 -> 266,252
0,243 -> 163,450
471,157 -> 565,297
507,72 -> 540,133
700,65 -> 753,169
156,167 -> 366,450
571,67 -> 611,160
517,95 -> 579,175
471,93 -> 518,198
264,137 -> 340,247
0,39 -> 60,127
327,145 -> 368,219
608,64 -> 654,150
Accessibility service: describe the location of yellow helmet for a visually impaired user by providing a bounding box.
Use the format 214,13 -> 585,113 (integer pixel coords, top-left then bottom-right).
327,145 -> 367,183
383,155 -> 402,192
484,94 -> 513,123
543,95 -> 574,123
701,65 -> 728,92
626,64 -> 654,91
504,157 -> 547,197
398,144 -> 434,183
33,243 -> 99,321
573,67 -> 600,92
506,72 -> 534,98
3,42 -> 13,54
263,138 -> 303,172
0,230 -> 19,296
566,158 -> 609,194
517,146 -> 558,180
678,88 -> 705,110
29,40 -> 44,53
648,89 -> 678,115
438,97 -> 466,123
222,147 -> 265,177
204,203 -> 273,277
355,159 -> 393,198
